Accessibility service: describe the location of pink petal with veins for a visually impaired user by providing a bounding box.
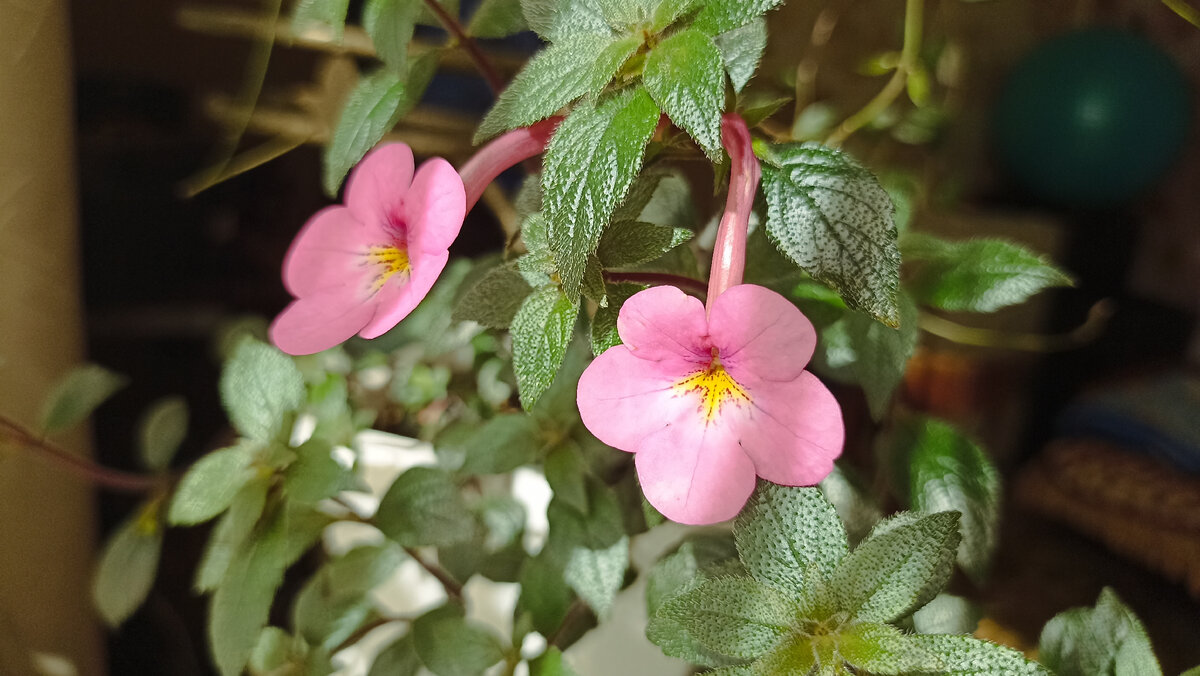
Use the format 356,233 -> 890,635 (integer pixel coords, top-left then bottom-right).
616,285 -> 710,364
736,371 -> 844,486
406,158 -> 467,254
577,348 -> 697,452
635,422 -> 757,525
345,144 -> 415,226
709,284 -> 816,383
270,292 -> 378,356
282,206 -> 379,298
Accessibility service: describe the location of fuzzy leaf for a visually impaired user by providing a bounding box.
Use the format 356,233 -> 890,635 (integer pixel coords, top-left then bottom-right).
829,511 -> 961,623
323,68 -> 409,196
839,622 -> 942,674
589,282 -> 644,354
412,604 -> 506,676
645,538 -> 745,668
468,0 -> 528,37
375,467 -> 477,547
476,32 -> 642,141
40,364 -> 127,434
195,477 -> 270,591
760,142 -> 901,326
564,536 -> 629,617
660,576 -> 798,660
92,509 -> 162,626
643,28 -> 724,158
521,0 -> 610,41
136,396 -> 188,471
713,19 -> 766,92
459,413 -> 543,474
511,285 -> 579,409
543,86 -> 661,297
908,634 -> 1049,675
1038,588 -> 1162,676
363,0 -> 420,70
220,339 -> 305,441
819,464 -> 883,545
168,441 -> 259,526
283,438 -> 351,505
841,291 -> 919,419
650,0 -> 703,30
734,483 -> 848,602
598,221 -> 692,268
692,0 -> 783,35
902,234 -> 1073,313
453,262 -> 534,329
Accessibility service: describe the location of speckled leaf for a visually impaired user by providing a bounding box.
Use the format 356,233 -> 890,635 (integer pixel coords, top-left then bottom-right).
511,285 -> 579,409
650,0 -> 702,29
692,0 -> 783,35
564,536 -> 628,616
476,32 -> 642,141
734,484 -> 848,602
521,0 -> 610,40
589,283 -> 644,354
660,576 -> 798,660
829,511 -> 961,623
902,234 -> 1073,313
597,220 -> 692,268
1038,588 -> 1161,676
839,622 -> 942,674
713,19 -> 766,92
467,0 -> 527,37
911,594 -> 983,636
819,464 -> 883,546
220,339 -> 305,441
841,291 -> 918,419
909,634 -> 1049,675
453,262 -> 533,329
375,467 -> 477,547
760,142 -> 900,326
643,28 -> 724,158
543,87 -> 661,297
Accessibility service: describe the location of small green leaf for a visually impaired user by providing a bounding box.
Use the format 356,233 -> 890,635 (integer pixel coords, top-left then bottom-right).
521,0 -> 610,41
375,467 -> 477,547
829,511 -> 961,623
519,552 -> 576,635
248,626 -> 295,674
908,634 -> 1049,675
459,413 -> 543,474
453,262 -> 534,329
544,86 -> 661,297
511,285 -> 579,410
839,622 -> 942,674
368,633 -> 421,676
468,0 -> 527,37
734,483 -> 848,602
1180,666 -> 1200,676
911,594 -> 982,636
543,443 -> 589,513
136,396 -> 188,471
294,544 -> 403,651
598,221 -> 692,268
283,438 -> 351,505
530,646 -> 580,676
323,69 -> 409,196
411,604 -> 506,676
589,283 -> 643,355
363,0 -> 420,70
645,537 -> 745,667
650,0 -> 702,30
902,234 -> 1073,313
40,364 -> 127,434
659,576 -> 798,660
692,0 -> 783,35
907,64 -> 932,107
292,0 -> 352,40
840,291 -> 919,419
891,417 -> 1001,583
1039,588 -> 1162,676
476,32 -> 642,141
643,28 -> 724,158
195,477 -> 270,591
168,441 -> 259,526
713,19 -> 766,92
564,536 -> 628,617
760,142 -> 900,326
92,508 -> 162,626
220,339 -> 305,441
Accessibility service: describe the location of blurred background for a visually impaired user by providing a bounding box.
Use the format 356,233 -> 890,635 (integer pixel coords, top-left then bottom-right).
1,0 -> 1198,673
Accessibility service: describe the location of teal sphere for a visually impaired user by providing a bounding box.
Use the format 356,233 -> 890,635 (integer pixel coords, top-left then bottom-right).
994,29 -> 1192,209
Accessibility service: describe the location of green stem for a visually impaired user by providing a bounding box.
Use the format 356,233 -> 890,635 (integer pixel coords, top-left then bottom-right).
918,299 -> 1114,352
826,0 -> 924,146
421,0 -> 504,95
404,546 -> 465,602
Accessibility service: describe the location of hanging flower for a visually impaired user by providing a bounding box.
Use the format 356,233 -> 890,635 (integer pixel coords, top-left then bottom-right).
576,284 -> 844,524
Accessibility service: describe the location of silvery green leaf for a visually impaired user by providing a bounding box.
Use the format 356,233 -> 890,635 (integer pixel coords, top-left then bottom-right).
713,18 -> 766,92
838,622 -> 943,674
322,68 -> 408,196
375,467 -> 477,547
511,285 -> 579,409
1038,588 -> 1162,676
643,28 -> 724,158
521,0 -> 611,41
453,262 -> 533,329
564,536 -> 628,616
691,0 -> 783,35
467,0 -> 528,37
411,604 -> 506,676
219,339 -> 305,441
659,576 -> 799,660
168,441 -> 260,526
909,634 -> 1049,675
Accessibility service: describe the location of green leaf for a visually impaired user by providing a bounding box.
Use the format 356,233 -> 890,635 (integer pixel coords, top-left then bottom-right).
692,0 -> 783,35
530,646 -> 580,676
734,483 -> 848,603
892,417 -> 1001,583
476,32 -> 642,141
841,291 -> 919,419
368,634 -> 421,676
544,86 -> 661,297
546,477 -> 627,551
839,622 -> 941,674
519,551 -> 576,635
40,364 -> 127,434
589,283 -> 643,355
1180,667 -> 1200,676
902,234 -> 1073,313
468,0 -> 528,37
248,626 -> 295,674
819,464 -> 883,545
1038,588 -> 1162,676
564,536 -> 628,617
195,477 -> 270,591
650,0 -> 702,30
760,142 -> 901,326
908,634 -> 1049,675
294,544 -> 403,651
375,466 -> 477,547
364,0 -> 420,70
643,28 -> 724,158
292,0 -> 352,40
645,537 -> 746,668
911,594 -> 982,636
283,438 -> 351,504
581,254 -> 609,305
454,262 -> 534,329
459,413 -> 543,474
92,508 -> 163,626
829,511 -> 961,623
659,576 -> 797,660
521,0 -> 610,41
713,19 -> 766,92
597,220 -> 692,268
323,68 -> 409,196
543,443 -> 589,513
511,285 -> 579,410
412,604 -> 506,676
220,339 -> 305,441
136,396 -> 188,471
168,441 -> 259,526
209,505 -> 328,676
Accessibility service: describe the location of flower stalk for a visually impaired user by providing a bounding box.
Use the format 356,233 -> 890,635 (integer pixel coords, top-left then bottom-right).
706,114 -> 760,312
458,117 -> 562,212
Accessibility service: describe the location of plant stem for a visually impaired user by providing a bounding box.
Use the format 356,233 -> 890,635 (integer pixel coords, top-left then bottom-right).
918,299 -> 1114,352
404,546 -> 465,602
602,271 -> 708,296
421,0 -> 505,95
0,415 -> 164,493
547,599 -> 591,649
826,0 -> 924,146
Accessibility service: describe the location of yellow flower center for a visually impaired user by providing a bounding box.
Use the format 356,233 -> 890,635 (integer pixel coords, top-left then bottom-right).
365,245 -> 410,292
673,355 -> 750,423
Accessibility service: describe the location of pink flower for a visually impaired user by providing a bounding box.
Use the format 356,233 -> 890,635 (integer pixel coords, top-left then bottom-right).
577,284 -> 844,524
270,144 -> 466,355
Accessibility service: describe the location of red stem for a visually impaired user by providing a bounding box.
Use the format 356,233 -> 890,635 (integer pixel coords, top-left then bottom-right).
458,117 -> 561,211
706,114 -> 760,312
0,415 -> 164,493
421,0 -> 505,95
604,271 -> 708,296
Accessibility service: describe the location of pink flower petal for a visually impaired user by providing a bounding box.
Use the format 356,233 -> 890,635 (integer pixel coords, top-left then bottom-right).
282,206 -> 382,298
405,158 -> 467,254
270,292 -> 378,355
635,422 -> 757,525
345,143 -> 415,226
358,250 -> 449,339
577,347 -> 700,452
616,286 -> 710,365
709,284 -> 816,383
735,371 -> 843,486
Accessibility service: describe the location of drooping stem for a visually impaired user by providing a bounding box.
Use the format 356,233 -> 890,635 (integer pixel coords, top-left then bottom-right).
825,0 -> 924,146
706,114 -> 760,312
421,0 -> 505,95
404,546 -> 464,602
603,271 -> 708,296
0,414 -> 165,493
458,117 -> 561,212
